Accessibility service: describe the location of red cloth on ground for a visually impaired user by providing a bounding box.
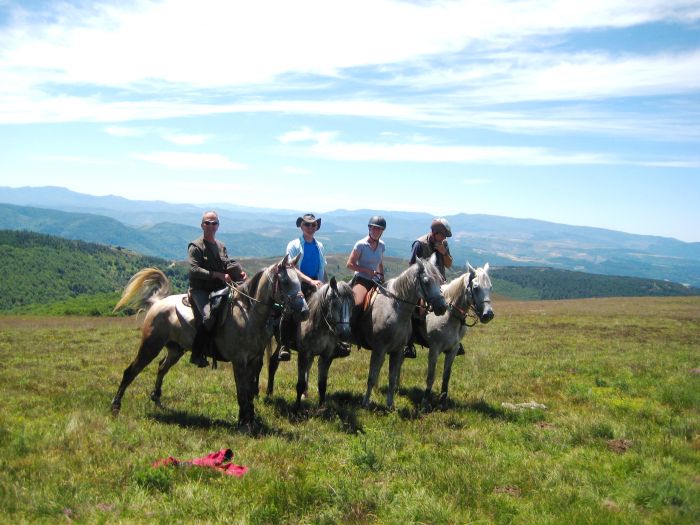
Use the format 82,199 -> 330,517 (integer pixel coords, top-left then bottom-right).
152,448 -> 248,477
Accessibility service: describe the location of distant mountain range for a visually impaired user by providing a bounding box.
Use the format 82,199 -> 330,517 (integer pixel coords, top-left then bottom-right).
1,185 -> 699,287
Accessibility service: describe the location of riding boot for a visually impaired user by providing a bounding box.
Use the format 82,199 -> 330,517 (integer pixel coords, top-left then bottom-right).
190,326 -> 210,368
332,341 -> 351,359
456,342 -> 465,356
403,341 -> 417,359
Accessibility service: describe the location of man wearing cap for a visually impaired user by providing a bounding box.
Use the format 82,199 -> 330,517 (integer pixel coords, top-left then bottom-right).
277,214 -> 350,361
188,210 -> 246,367
404,217 -> 456,359
409,217 -> 453,280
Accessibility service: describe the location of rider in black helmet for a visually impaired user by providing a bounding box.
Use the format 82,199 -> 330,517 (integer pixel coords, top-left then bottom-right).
347,215 -> 387,333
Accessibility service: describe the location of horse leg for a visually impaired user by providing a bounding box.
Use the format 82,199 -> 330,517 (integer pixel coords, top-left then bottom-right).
295,351 -> 312,408
151,343 -> 184,407
386,350 -> 404,411
422,346 -> 441,410
439,347 -> 459,410
266,340 -> 281,397
111,334 -> 164,414
362,349 -> 386,408
317,353 -> 332,407
232,361 -> 253,427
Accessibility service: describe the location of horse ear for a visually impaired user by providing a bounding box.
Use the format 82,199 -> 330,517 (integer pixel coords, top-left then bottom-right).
483,262 -> 490,273
429,252 -> 438,267
330,276 -> 338,291
289,253 -> 301,267
416,258 -> 425,271
467,261 -> 476,273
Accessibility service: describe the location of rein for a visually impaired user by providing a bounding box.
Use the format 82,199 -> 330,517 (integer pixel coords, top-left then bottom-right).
374,267 -> 435,310
449,275 -> 490,327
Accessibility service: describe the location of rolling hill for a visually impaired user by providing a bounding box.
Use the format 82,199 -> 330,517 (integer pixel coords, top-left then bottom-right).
1,185 -> 699,287
1,231 -> 697,316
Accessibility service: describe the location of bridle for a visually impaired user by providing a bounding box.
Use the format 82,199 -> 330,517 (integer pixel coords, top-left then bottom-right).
375,266 -> 440,312
320,287 -> 351,336
228,264 -> 303,313
448,273 -> 490,327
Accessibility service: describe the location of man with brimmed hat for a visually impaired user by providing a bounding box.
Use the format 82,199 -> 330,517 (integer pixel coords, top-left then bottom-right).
277,213 -> 350,361
404,217 -> 456,359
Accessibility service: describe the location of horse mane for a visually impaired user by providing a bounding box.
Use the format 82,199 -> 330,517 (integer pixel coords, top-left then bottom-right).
473,266 -> 492,289
390,259 -> 442,298
443,273 -> 468,304
234,266 -> 266,307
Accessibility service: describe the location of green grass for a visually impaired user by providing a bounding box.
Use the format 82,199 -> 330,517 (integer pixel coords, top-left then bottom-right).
0,297 -> 698,523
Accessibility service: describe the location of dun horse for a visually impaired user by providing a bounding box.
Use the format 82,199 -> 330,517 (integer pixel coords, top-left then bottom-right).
266,277 -> 354,407
111,255 -> 308,426
421,263 -> 494,409
356,258 -> 447,410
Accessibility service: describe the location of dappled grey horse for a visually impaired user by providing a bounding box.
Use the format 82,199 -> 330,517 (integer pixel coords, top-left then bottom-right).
110,255 -> 308,426
266,277 -> 354,407
421,263 -> 494,409
356,258 -> 447,410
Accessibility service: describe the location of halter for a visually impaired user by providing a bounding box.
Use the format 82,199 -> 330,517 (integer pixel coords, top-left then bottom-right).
320,288 -> 351,335
453,272 -> 490,327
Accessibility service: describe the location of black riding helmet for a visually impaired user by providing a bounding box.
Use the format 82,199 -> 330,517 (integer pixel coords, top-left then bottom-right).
368,215 -> 386,230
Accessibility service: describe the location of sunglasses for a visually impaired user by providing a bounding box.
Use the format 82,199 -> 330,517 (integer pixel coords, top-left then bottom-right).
203,220 -> 219,226
303,222 -> 317,228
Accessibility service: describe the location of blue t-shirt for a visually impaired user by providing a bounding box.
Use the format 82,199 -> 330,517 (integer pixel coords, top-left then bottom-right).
299,240 -> 320,279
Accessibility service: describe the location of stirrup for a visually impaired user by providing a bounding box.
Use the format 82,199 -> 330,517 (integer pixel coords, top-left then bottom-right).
190,353 -> 209,368
403,344 -> 417,359
332,342 -> 351,359
277,346 -> 291,362
456,342 -> 465,356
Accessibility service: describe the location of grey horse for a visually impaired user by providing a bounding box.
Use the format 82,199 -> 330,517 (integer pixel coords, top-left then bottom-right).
110,254 -> 308,427
266,277 -> 355,407
357,258 -> 448,410
421,262 -> 494,409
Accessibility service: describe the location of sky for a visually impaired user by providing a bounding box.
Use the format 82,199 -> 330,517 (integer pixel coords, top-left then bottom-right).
1,0 -> 699,242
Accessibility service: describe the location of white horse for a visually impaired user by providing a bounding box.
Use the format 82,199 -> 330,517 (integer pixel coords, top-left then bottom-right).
356,259 -> 448,410
421,263 -> 494,409
110,255 -> 308,427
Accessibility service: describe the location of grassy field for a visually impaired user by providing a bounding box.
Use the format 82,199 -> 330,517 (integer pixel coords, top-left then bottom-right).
0,297 -> 698,524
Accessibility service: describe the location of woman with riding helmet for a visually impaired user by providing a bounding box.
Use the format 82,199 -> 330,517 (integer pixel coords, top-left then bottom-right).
347,215 -> 387,308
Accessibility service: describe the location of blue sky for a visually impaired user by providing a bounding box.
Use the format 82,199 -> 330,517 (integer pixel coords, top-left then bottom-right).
1,0 -> 699,241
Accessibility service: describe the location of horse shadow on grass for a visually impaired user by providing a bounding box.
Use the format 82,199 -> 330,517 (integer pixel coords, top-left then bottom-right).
146,405 -> 291,438
264,390 -> 370,434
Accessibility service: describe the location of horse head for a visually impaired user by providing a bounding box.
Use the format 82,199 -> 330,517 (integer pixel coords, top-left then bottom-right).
275,254 -> 310,321
467,262 -> 494,323
416,258 -> 448,316
322,277 -> 353,341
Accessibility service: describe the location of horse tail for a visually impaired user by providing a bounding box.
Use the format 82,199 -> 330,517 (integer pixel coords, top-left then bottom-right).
113,267 -> 172,313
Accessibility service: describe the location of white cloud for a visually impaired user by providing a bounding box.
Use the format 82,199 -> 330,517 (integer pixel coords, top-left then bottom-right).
161,132 -> 212,146
133,151 -> 246,170
104,126 -> 147,137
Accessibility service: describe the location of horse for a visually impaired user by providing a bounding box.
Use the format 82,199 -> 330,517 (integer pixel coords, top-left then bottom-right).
265,277 -> 354,408
420,262 -> 494,409
357,258 -> 448,410
110,254 -> 309,426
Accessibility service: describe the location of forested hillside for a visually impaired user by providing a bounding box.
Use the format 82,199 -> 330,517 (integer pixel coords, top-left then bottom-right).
490,266 -> 700,300
2,231 -> 698,315
0,230 -> 188,312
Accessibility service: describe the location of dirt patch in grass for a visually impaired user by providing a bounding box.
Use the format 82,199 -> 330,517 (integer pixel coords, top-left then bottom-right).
607,439 -> 632,453
493,485 -> 522,497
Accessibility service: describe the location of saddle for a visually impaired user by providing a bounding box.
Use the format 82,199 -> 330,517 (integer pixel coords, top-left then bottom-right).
189,288 -> 232,367
350,287 -> 381,351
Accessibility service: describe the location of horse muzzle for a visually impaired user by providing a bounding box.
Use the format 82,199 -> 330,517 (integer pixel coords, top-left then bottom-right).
336,322 -> 352,342
479,306 -> 494,324
290,295 -> 310,321
429,297 -> 448,316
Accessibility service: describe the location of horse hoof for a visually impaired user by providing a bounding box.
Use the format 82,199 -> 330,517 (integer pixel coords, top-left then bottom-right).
110,404 -> 121,416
